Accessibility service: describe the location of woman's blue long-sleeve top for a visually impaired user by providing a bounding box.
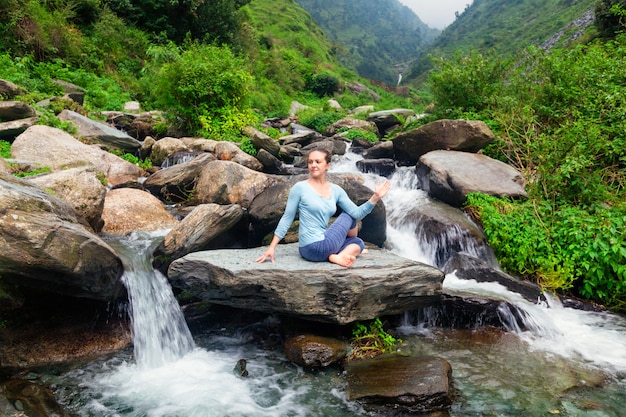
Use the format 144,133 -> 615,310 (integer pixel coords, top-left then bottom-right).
274,180 -> 375,247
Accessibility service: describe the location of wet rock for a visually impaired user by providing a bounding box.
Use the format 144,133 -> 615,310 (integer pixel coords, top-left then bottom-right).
143,153 -> 216,203
344,355 -> 453,414
101,188 -> 178,235
57,109 -> 141,151
356,158 -> 396,178
284,334 -> 348,367
444,253 -> 544,303
233,359 -> 249,378
150,137 -> 190,167
393,119 -> 494,165
167,243 -> 444,325
416,150 -> 527,207
2,379 -> 70,417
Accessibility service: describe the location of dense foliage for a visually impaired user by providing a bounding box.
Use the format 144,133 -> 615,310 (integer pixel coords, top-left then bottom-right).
429,33 -> 626,310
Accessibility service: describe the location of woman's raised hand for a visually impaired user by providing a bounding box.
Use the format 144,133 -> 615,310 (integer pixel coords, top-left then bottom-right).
371,179 -> 391,203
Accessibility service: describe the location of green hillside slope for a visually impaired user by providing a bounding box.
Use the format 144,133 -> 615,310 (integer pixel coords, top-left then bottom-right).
293,0 -> 440,85
407,0 -> 597,81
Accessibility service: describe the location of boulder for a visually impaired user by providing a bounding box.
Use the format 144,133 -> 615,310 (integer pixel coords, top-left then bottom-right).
343,82 -> 380,102
416,150 -> 527,207
362,140 -> 394,159
393,119 -> 495,165
387,193 -> 495,268
214,141 -> 263,171
242,126 -> 281,157
0,79 -> 25,99
150,136 -> 190,167
101,188 -> 178,235
366,108 -> 415,132
153,203 -> 245,271
0,172 -> 123,300
344,355 -> 453,413
0,116 -> 39,140
255,148 -> 287,174
28,165 -> 107,232
0,101 -> 37,121
167,243 -> 444,325
284,334 -> 348,368
324,117 -> 378,137
248,173 -> 387,247
57,109 -> 141,151
443,253 -> 544,303
356,158 -> 396,178
143,152 -> 216,203
11,125 -> 145,187
194,160 -> 279,208
2,379 -> 70,417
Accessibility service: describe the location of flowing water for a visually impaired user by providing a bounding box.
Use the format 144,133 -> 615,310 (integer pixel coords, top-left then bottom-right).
47,151 -> 626,416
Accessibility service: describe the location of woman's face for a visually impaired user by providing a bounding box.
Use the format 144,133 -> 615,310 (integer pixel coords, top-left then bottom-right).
307,150 -> 330,178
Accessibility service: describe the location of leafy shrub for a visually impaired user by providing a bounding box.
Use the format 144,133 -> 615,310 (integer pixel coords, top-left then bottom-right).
298,109 -> 344,133
348,318 -> 402,360
143,42 -> 254,136
305,73 -> 340,98
341,129 -> 379,142
464,193 -> 626,311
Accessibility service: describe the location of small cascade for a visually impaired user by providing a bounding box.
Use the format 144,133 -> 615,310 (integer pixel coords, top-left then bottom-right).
160,151 -> 204,168
112,232 -> 195,368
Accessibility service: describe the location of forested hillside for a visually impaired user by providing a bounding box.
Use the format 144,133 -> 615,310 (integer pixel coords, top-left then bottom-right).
294,0 -> 440,84
407,0 -> 598,81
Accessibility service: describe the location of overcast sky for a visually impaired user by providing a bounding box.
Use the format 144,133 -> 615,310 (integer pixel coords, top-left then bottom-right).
398,0 -> 474,30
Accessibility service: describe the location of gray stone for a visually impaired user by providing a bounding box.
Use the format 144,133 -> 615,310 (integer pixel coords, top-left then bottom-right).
393,119 -> 495,164
444,253 -> 544,303
345,355 -> 453,414
0,172 -> 123,301
57,109 -> 141,151
0,116 -> 39,140
0,101 -> 37,121
167,243 -> 444,324
416,150 -> 527,207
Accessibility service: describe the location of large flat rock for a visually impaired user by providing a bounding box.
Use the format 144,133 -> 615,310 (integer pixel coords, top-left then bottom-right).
167,243 -> 444,324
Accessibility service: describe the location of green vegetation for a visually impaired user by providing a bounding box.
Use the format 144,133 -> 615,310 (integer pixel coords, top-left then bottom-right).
348,318 -> 402,360
294,0 -> 439,84
341,129 -> 379,143
407,0 -> 597,82
0,140 -> 10,158
431,32 -> 626,310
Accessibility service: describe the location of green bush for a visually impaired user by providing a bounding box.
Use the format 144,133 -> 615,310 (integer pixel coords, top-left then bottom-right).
341,129 -> 379,142
465,193 -> 626,311
305,73 -> 340,98
298,109 -> 344,133
143,42 -> 255,136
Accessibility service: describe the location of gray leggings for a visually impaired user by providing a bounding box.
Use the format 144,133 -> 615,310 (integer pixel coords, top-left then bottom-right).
299,212 -> 365,262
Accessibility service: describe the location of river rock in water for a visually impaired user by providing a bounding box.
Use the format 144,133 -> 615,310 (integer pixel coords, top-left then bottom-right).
344,354 -> 453,414
167,243 -> 444,325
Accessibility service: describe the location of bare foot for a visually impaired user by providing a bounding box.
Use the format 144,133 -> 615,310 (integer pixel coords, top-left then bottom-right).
361,248 -> 369,254
329,253 -> 356,267
347,226 -> 358,238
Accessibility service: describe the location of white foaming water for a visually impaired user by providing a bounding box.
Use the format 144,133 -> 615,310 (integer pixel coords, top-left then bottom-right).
117,232 -> 195,368
333,153 -> 626,376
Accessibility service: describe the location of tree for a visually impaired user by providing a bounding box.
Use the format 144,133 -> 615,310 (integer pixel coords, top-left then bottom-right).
595,0 -> 626,38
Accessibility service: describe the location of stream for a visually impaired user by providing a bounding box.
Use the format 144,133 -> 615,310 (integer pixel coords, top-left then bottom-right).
43,151 -> 626,416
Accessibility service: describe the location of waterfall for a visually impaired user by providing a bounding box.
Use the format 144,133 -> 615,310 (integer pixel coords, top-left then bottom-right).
112,231 -> 195,368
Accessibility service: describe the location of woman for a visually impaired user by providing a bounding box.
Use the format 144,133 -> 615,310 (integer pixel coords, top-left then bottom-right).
255,147 -> 390,267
